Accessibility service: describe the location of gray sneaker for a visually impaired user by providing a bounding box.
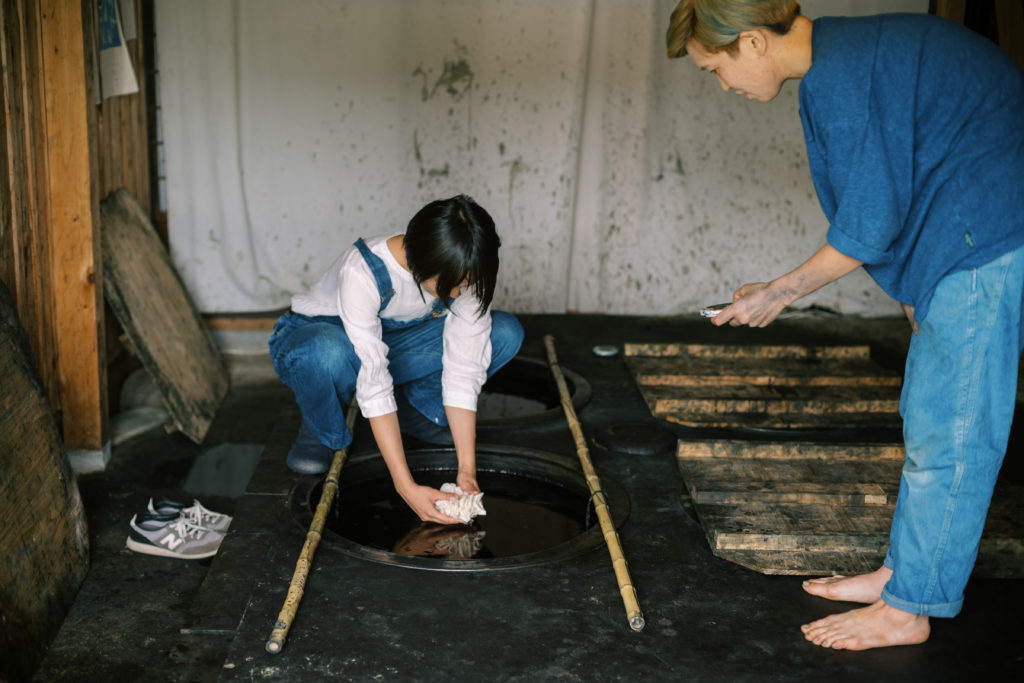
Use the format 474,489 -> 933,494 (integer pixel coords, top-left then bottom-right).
146,497 -> 232,533
126,513 -> 224,559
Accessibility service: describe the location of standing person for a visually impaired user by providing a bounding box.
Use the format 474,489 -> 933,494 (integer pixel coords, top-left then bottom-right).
269,195 -> 524,524
667,1 -> 1024,650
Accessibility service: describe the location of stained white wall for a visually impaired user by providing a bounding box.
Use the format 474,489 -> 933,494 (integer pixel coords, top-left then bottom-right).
156,0 -> 928,315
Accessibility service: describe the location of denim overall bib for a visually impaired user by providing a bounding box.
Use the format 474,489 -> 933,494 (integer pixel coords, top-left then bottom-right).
354,237 -> 453,427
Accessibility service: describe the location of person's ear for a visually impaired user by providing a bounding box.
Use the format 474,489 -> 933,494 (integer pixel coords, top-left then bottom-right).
740,29 -> 769,56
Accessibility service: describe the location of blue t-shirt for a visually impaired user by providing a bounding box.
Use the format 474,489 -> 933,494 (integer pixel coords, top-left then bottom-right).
799,14 -> 1024,320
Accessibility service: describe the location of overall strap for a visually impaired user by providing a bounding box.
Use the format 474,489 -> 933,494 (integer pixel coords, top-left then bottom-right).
353,238 -> 395,314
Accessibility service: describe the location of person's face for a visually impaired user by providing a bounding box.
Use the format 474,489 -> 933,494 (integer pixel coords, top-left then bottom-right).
421,276 -> 468,300
687,32 -> 783,102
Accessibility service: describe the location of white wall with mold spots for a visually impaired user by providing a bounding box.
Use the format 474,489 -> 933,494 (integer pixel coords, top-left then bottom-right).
156,0 -> 927,316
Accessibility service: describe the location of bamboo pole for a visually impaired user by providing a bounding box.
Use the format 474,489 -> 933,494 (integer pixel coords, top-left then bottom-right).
543,335 -> 645,631
266,399 -> 360,654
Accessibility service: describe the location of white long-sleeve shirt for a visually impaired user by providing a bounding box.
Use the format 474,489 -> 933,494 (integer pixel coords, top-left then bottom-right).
289,235 -> 492,418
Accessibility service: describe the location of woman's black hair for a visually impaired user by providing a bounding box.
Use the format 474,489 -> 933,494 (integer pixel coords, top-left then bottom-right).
404,194 -> 500,316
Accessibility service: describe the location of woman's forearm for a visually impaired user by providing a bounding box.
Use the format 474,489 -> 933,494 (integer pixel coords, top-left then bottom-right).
445,406 -> 477,475
369,412 -> 414,491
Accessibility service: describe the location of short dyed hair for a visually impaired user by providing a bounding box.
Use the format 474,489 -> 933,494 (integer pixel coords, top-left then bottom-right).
666,0 -> 801,58
404,194 -> 500,316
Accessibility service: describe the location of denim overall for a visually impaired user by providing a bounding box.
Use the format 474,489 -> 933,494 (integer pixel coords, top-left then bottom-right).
268,238 -> 523,451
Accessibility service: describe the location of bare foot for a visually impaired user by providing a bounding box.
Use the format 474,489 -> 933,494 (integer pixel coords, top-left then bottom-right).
801,600 -> 930,650
802,566 -> 892,604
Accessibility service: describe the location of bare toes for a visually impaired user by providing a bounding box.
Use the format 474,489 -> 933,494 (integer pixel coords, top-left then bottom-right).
805,575 -> 846,585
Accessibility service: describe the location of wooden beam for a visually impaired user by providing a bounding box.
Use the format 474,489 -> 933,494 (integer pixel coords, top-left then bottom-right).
995,0 -> 1024,70
203,312 -> 285,331
39,0 -> 105,449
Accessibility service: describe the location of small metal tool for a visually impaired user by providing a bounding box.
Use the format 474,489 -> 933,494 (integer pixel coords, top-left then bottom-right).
700,303 -> 731,318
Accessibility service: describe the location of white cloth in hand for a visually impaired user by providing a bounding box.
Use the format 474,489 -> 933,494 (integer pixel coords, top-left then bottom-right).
434,483 -> 486,524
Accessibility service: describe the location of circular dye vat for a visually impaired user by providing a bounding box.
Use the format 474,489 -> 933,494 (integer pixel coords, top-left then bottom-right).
290,446 -> 629,571
476,357 -> 591,427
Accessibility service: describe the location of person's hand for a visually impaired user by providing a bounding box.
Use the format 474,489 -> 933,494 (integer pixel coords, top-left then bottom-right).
456,469 -> 479,495
713,281 -> 790,328
901,303 -> 918,335
396,482 -> 460,524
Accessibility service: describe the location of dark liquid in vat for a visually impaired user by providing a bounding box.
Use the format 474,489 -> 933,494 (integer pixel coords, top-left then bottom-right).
322,469 -> 594,560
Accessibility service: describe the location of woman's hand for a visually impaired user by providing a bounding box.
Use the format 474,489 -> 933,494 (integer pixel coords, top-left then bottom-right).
396,482 -> 461,524
456,469 -> 480,495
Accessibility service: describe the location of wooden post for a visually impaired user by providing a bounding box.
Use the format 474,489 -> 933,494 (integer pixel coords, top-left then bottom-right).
39,0 -> 106,451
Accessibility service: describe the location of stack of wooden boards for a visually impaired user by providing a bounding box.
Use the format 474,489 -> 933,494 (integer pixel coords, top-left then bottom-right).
623,342 -> 901,430
624,342 -> 1023,577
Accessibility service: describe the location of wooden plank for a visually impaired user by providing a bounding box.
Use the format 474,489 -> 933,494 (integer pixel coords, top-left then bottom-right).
678,456 -> 902,487
625,355 -> 900,388
2,0 -> 53,400
204,312 -> 284,331
41,0 -> 106,449
716,544 -> 1024,578
22,0 -> 59,400
691,481 -> 889,506
645,384 -> 901,428
677,439 -> 906,461
100,188 -> 228,443
706,519 -> 1024,579
644,382 -> 899,408
624,342 -> 871,360
696,502 -> 894,551
712,549 -> 885,576
678,458 -> 900,505
658,409 -> 900,430
1,1 -> 17,292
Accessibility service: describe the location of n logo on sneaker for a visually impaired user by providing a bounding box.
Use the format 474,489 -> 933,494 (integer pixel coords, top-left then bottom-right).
160,532 -> 184,550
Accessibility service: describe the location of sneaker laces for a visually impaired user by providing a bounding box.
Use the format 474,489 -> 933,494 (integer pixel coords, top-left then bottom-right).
180,501 -> 225,527
168,517 -> 212,539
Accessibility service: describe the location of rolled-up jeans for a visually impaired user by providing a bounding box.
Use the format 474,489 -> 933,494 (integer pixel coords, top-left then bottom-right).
882,243 -> 1024,617
268,310 -> 524,451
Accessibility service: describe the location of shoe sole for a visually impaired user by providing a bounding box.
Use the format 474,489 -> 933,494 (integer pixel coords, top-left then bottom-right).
125,536 -> 219,559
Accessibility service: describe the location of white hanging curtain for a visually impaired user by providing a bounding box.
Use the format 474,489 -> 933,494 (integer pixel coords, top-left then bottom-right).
156,0 -> 922,315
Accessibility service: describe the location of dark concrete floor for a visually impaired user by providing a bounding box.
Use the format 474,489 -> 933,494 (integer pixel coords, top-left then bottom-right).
32,314 -> 1024,682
